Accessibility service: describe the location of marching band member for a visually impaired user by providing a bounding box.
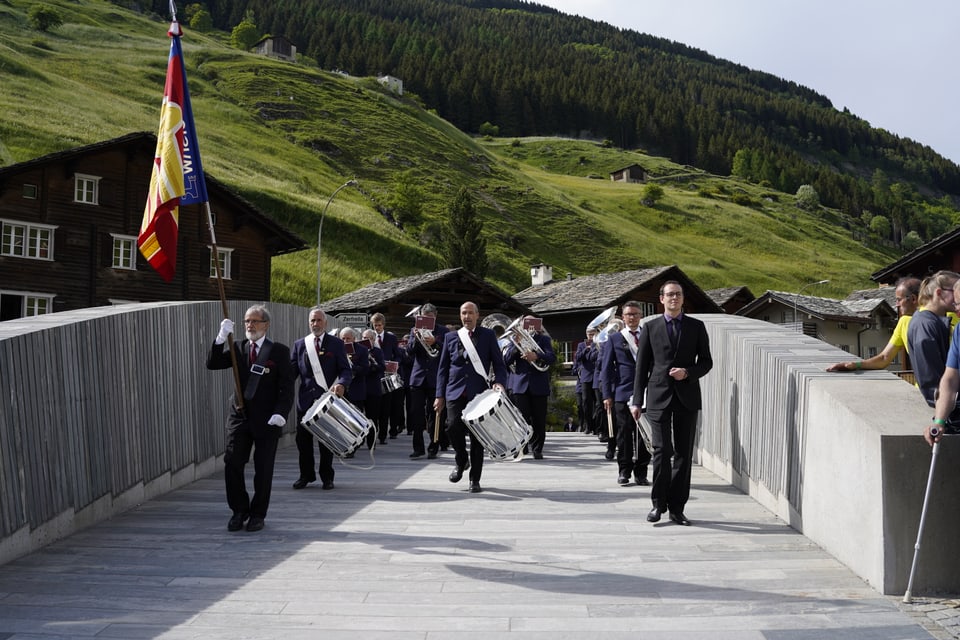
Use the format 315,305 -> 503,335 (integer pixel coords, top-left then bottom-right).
339,327 -> 369,412
595,317 -> 622,459
371,312 -> 405,439
573,327 -> 599,433
362,328 -> 386,447
434,301 -> 508,494
503,316 -> 556,459
291,307 -> 351,492
207,305 -> 294,532
405,303 -> 449,459
600,301 -> 650,487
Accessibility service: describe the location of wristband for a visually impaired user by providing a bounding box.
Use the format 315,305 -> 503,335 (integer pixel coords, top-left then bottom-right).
933,418 -> 947,425
855,361 -> 862,370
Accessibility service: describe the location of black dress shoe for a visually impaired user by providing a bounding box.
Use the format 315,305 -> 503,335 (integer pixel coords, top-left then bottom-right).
427,450 -> 438,459
292,478 -> 313,490
245,516 -> 265,532
617,474 -> 630,485
604,450 -> 615,460
533,451 -> 544,460
410,451 -> 424,459
635,476 -> 650,486
669,512 -> 691,526
468,481 -> 482,493
646,508 -> 663,523
449,466 -> 464,483
322,482 -> 335,490
227,512 -> 248,531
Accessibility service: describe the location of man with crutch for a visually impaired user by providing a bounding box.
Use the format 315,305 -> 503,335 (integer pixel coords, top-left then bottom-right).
904,278 -> 960,602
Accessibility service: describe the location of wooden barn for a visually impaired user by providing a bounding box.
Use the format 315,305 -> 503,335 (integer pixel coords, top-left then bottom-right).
0,132 -> 306,320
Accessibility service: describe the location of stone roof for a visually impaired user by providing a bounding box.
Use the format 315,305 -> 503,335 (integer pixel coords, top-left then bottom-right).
738,290 -> 895,322
845,287 -> 896,307
513,266 -> 678,313
706,285 -> 754,306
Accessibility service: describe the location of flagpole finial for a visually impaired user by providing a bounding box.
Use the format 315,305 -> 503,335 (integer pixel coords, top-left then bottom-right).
168,20 -> 182,38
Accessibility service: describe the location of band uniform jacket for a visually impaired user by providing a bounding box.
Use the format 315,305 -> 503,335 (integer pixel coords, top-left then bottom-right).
365,344 -> 385,398
406,324 -> 449,388
290,333 -> 352,414
503,332 -> 556,396
375,330 -> 400,364
633,315 -> 713,412
343,341 -> 369,405
207,338 -> 295,439
600,329 -> 641,404
573,339 -> 597,385
436,326 -> 508,402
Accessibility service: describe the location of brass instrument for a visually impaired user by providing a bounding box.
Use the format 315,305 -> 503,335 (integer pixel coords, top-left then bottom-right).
503,316 -> 550,372
480,313 -> 515,366
587,306 -> 618,344
406,305 -> 439,358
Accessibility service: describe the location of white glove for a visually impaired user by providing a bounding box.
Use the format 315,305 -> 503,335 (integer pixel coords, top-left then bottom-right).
215,318 -> 234,344
267,414 -> 286,427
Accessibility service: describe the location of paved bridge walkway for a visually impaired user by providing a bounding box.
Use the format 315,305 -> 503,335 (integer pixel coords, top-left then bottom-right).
0,432 -> 954,639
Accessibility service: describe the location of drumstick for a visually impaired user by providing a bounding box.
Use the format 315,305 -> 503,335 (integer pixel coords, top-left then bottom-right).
434,410 -> 441,442
606,410 -> 614,438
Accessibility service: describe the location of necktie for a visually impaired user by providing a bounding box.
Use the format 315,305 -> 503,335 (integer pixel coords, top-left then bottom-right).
667,319 -> 678,348
378,334 -> 383,348
631,330 -> 639,346
315,336 -> 322,355
250,342 -> 258,367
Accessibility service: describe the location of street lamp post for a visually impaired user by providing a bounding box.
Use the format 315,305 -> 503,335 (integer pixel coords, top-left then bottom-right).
793,279 -> 830,332
316,179 -> 358,307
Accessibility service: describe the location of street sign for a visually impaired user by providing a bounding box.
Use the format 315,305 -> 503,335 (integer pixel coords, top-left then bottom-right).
337,313 -> 368,326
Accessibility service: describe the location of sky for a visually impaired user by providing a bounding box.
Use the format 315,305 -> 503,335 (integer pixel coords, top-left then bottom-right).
534,0 -> 960,164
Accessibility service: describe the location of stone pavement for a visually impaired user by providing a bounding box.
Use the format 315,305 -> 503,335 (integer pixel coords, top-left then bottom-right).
0,431 -> 955,639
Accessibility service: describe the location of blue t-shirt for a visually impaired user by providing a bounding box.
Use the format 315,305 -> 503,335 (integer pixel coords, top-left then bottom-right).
946,322 -> 960,370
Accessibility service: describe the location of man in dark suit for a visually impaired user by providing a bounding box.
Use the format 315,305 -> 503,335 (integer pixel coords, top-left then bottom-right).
291,307 -> 352,491
573,327 -> 598,433
207,305 -> 294,533
503,317 -> 556,459
362,328 -> 387,446
405,303 -> 449,459
434,301 -> 508,493
601,301 -> 651,486
631,282 -> 713,526
371,312 -> 405,439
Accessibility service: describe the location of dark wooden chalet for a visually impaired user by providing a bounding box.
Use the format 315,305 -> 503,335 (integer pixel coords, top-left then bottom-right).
0,132 -> 305,320
321,267 -> 530,336
706,285 -> 756,314
513,264 -> 722,363
871,225 -> 960,285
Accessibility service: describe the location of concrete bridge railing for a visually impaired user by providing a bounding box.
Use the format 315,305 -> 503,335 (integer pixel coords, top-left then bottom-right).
1,304 -> 957,595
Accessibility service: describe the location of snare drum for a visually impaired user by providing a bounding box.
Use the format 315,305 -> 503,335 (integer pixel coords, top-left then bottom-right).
301,392 -> 373,458
380,372 -> 404,394
461,388 -> 533,461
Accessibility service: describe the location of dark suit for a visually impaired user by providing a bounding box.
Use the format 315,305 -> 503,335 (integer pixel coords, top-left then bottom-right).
436,326 -> 508,482
375,331 -> 405,437
291,333 -> 352,485
573,339 -> 597,432
365,344 -> 386,445
601,328 -> 651,481
406,324 -> 450,456
503,332 -> 556,456
207,337 -> 294,520
633,315 -> 713,515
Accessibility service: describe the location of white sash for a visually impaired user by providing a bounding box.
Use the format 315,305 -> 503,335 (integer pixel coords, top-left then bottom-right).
458,327 -> 489,381
620,327 -> 639,361
304,333 -> 331,391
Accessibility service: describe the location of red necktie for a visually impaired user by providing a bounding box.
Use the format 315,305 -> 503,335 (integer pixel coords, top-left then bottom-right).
632,331 -> 639,346
250,342 -> 258,367
315,336 -> 322,355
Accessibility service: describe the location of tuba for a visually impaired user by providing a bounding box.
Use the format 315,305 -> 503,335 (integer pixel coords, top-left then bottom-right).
406,305 -> 439,358
503,316 -> 551,372
587,306 -> 619,344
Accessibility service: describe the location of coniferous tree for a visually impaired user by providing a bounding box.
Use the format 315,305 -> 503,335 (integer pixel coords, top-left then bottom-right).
442,188 -> 488,279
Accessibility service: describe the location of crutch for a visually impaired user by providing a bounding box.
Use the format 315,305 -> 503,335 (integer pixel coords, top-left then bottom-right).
903,426 -> 944,604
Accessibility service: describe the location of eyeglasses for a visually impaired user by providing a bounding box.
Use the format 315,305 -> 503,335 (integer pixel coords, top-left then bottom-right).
244,319 -> 267,325
662,292 -> 683,298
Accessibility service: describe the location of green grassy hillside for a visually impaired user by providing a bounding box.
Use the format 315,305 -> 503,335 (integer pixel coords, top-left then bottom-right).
0,0 -> 900,303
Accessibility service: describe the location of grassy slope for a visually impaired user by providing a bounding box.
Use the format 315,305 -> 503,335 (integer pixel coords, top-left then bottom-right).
0,0 -> 899,304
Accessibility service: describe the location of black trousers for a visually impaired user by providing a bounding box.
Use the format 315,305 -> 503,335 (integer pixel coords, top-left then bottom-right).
614,401 -> 650,478
295,416 -> 335,485
512,392 -> 548,455
410,385 -> 448,454
446,394 -> 484,482
646,397 -> 698,514
224,426 -> 279,519
579,385 -> 595,432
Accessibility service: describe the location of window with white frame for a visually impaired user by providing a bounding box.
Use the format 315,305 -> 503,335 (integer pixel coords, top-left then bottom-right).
210,247 -> 233,279
74,173 -> 101,205
111,234 -> 137,270
1,219 -> 55,260
25,295 -> 52,316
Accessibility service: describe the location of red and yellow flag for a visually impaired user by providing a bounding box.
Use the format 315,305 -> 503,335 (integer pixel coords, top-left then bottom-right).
139,19 -> 208,282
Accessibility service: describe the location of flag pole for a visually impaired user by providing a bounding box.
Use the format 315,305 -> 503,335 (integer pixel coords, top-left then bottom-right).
205,200 -> 245,412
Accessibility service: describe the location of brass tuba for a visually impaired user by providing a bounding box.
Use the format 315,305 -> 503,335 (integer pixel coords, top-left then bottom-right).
587,306 -> 620,344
